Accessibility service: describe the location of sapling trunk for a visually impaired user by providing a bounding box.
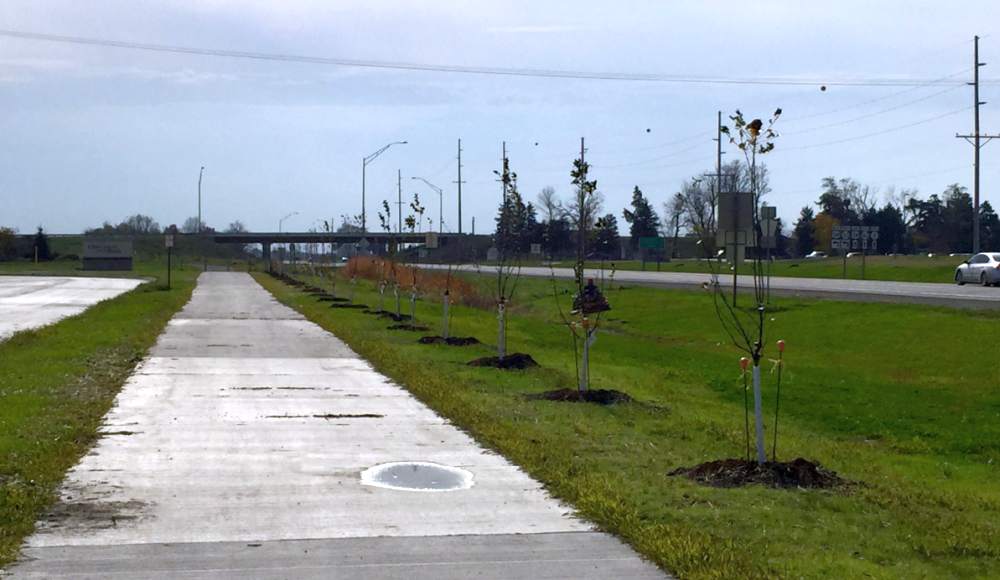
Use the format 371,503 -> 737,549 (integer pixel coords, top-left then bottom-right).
497,299 -> 506,359
377,282 -> 385,312
394,284 -> 401,318
349,277 -> 356,303
752,364 -> 766,465
409,289 -> 417,323
442,291 -> 451,339
579,327 -> 596,392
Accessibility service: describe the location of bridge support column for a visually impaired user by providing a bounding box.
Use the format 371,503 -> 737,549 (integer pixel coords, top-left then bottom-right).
262,242 -> 272,272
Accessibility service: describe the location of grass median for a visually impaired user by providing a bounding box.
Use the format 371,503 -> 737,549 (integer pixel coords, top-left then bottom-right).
0,262 -> 198,567
258,266 -> 999,579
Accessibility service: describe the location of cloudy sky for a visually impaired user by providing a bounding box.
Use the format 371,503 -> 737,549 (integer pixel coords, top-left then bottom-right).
0,1 -> 997,234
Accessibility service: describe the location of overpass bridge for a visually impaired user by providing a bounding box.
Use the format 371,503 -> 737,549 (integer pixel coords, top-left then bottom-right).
212,231 -> 476,267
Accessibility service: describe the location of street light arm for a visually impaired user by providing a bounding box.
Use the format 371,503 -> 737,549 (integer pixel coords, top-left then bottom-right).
364,141 -> 408,165
410,176 -> 443,195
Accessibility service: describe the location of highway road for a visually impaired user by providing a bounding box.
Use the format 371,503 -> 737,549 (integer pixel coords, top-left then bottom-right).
427,265 -> 1000,309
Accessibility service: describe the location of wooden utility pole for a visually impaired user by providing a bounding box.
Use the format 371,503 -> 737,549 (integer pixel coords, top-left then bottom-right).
956,36 -> 999,253
455,139 -> 465,234
577,137 -> 587,266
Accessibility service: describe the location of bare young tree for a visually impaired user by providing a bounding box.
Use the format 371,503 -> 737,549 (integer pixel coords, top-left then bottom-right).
709,108 -> 782,465
549,148 -> 613,392
490,151 -> 524,360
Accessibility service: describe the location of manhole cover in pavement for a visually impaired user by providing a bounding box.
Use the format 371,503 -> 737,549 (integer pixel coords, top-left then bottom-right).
361,461 -> 474,492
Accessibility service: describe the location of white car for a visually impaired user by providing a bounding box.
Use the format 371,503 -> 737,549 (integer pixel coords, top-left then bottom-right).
805,251 -> 827,259
954,253 -> 1000,286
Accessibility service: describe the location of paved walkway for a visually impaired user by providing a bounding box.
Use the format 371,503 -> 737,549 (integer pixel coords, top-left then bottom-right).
0,276 -> 143,340
8,273 -> 665,579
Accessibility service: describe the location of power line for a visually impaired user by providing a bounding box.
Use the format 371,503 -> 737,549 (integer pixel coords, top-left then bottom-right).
1,28 -> 996,87
781,106 -> 972,152
782,69 -> 972,124
783,83 -> 966,135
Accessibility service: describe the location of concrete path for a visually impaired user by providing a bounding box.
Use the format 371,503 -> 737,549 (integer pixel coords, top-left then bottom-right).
8,273 -> 665,579
0,276 -> 143,340
429,264 -> 1000,309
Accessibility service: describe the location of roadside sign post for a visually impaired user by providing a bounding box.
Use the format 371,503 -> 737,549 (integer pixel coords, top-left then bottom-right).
165,225 -> 177,290
716,192 -> 754,306
832,225 -> 879,280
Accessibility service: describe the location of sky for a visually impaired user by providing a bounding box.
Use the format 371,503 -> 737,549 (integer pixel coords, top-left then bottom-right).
0,0 -> 997,234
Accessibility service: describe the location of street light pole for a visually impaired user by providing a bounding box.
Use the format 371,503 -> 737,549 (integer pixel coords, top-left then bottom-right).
411,176 -> 444,234
197,166 -> 204,233
362,141 -> 407,232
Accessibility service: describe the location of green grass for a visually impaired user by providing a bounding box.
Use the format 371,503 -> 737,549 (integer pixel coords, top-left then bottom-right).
258,268 -> 999,579
550,255 -> 962,284
0,261 -> 198,566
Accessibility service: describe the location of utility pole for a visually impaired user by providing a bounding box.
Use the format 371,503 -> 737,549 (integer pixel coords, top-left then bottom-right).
713,111 -> 738,305
956,36 -> 999,254
455,139 -> 465,234
577,137 -> 587,266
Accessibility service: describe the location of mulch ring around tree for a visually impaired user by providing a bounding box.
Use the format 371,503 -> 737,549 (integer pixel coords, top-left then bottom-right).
467,353 -> 538,369
315,295 -> 350,302
418,336 -> 481,346
526,388 -> 633,405
668,457 -> 847,489
387,323 -> 430,332
329,302 -> 368,309
362,310 -> 412,322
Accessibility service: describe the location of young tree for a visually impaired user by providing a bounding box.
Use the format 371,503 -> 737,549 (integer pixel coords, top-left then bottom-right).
489,151 -> 525,360
713,108 -> 782,465
409,193 -> 426,233
376,201 -> 392,312
551,146 -> 614,393
622,186 -> 661,248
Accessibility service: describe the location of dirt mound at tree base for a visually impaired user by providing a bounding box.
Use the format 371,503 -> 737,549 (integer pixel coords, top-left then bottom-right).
668,457 -> 845,489
418,336 -> 481,346
316,295 -> 350,302
362,310 -> 411,322
388,324 -> 430,332
467,353 -> 538,369
526,388 -> 632,405
329,303 -> 368,309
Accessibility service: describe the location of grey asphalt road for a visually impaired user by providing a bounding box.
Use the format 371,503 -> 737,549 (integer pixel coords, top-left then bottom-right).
6,272 -> 666,579
432,265 -> 1000,309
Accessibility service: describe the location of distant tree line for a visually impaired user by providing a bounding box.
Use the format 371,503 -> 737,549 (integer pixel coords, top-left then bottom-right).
792,178 -> 996,255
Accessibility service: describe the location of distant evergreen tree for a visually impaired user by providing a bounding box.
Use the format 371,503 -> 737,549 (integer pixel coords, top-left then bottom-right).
792,206 -> 815,256
622,186 -> 661,248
